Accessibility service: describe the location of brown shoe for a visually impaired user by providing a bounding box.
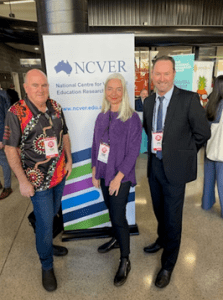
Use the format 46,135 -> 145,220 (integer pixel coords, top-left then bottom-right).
0,188 -> 13,200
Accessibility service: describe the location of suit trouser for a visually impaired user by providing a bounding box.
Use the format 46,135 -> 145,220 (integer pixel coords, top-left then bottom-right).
148,154 -> 185,271
100,178 -> 131,257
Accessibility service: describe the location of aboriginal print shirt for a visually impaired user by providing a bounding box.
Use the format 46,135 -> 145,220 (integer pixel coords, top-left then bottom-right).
3,97 -> 68,191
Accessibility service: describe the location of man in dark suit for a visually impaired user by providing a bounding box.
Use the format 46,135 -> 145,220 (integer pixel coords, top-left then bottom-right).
135,88 -> 148,112
143,56 -> 210,288
7,84 -> 19,106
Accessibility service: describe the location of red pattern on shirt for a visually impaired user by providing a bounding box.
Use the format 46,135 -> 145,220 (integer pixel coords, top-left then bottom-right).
49,149 -> 66,189
9,99 -> 33,133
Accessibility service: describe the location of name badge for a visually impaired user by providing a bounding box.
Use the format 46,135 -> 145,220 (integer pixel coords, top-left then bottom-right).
152,131 -> 163,151
97,143 -> 110,164
44,137 -> 59,158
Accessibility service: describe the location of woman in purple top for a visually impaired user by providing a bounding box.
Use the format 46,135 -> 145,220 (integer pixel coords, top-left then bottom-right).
92,73 -> 142,286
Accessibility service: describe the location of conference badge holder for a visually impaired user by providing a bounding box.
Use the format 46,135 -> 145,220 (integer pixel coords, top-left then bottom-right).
44,137 -> 59,158
97,142 -> 110,164
152,131 -> 163,151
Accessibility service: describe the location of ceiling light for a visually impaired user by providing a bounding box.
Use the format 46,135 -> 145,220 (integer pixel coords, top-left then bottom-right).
34,47 -> 39,50
4,0 -> 34,4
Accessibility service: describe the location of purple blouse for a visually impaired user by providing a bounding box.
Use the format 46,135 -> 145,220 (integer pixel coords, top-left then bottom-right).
92,110 -> 142,186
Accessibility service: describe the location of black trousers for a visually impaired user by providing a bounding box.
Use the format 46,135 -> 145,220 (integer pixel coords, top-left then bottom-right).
148,154 -> 186,271
100,178 -> 131,257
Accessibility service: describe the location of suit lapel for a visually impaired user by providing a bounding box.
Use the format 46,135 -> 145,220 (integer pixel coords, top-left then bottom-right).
147,94 -> 156,132
163,86 -> 179,134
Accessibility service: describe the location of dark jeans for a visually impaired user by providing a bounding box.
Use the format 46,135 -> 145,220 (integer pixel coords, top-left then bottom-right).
30,177 -> 66,270
100,178 -> 131,257
149,155 -> 185,271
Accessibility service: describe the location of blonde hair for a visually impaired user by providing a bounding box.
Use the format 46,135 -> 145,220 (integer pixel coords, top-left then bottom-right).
101,73 -> 134,122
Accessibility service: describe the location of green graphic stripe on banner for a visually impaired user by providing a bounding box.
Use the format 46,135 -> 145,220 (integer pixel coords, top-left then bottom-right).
67,163 -> 92,180
64,213 -> 110,230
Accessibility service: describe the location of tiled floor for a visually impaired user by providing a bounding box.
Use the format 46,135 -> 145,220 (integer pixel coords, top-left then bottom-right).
0,149 -> 223,299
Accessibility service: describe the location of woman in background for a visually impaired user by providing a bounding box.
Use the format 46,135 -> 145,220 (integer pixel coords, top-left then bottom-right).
202,75 -> 223,217
91,73 -> 142,286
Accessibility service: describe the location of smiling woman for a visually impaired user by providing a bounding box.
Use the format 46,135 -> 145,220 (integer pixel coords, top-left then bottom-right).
105,78 -> 123,111
91,73 -> 142,287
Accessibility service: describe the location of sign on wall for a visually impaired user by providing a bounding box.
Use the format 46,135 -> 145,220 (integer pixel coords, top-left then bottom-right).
43,33 -> 135,232
172,54 -> 195,91
193,61 -> 214,107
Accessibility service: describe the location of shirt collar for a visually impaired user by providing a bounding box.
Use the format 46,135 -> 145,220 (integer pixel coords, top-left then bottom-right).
155,85 -> 174,102
25,96 -> 51,116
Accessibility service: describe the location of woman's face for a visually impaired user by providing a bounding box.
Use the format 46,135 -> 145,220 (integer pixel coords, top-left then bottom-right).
105,79 -> 123,109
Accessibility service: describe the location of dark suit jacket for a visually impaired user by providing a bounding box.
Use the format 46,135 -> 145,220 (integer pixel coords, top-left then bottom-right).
143,86 -> 211,185
135,97 -> 143,112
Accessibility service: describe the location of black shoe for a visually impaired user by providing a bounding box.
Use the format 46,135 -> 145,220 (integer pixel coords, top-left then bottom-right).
114,258 -> 131,287
0,187 -> 13,200
144,242 -> 162,253
155,269 -> 172,288
98,238 -> 119,253
42,268 -> 57,292
53,245 -> 68,256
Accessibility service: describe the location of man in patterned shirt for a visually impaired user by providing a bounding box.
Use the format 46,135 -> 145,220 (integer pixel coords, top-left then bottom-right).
3,69 -> 72,292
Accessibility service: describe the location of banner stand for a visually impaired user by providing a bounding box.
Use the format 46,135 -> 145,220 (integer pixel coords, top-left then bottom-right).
43,33 -> 137,237
62,224 -> 139,242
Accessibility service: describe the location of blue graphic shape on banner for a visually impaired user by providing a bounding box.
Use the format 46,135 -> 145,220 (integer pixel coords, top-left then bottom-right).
62,190 -> 100,210
54,60 -> 72,75
63,192 -> 135,223
172,54 -> 195,91
63,201 -> 107,223
72,148 -> 91,164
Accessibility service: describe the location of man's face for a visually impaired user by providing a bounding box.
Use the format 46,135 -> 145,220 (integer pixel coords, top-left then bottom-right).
140,89 -> 148,101
23,71 -> 49,107
152,60 -> 176,96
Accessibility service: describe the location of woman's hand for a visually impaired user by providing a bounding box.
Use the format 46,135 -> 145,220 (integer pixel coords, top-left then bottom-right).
92,166 -> 100,188
92,177 -> 100,188
109,171 -> 125,196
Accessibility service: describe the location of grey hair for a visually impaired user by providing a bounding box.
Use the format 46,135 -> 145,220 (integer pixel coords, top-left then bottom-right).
101,73 -> 134,122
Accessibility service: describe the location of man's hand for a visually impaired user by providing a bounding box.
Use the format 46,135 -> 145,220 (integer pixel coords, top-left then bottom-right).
65,161 -> 72,179
20,180 -> 35,197
0,142 -> 3,150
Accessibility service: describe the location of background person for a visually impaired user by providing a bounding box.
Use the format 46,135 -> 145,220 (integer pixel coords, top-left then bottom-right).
202,75 -> 223,216
7,84 -> 20,106
92,73 -> 142,287
3,69 -> 72,292
143,56 -> 210,288
0,90 -> 12,200
135,88 -> 148,112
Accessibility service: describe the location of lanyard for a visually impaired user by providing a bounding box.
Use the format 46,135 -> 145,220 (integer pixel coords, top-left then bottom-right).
39,111 -> 57,138
100,111 -> 112,145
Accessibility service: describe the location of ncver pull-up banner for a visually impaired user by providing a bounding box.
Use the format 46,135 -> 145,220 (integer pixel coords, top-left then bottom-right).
43,34 -> 136,239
